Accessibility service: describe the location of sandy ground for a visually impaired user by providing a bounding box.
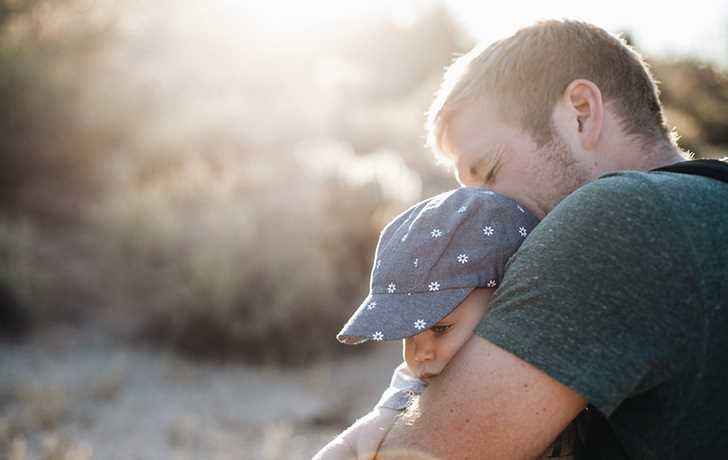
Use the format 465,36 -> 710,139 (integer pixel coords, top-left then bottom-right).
0,326 -> 403,459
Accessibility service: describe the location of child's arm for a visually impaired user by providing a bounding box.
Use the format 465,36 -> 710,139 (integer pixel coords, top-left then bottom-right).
313,363 -> 426,460
313,407 -> 399,460
312,431 -> 357,460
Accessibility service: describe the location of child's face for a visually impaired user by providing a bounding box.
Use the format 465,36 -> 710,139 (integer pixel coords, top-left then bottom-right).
403,288 -> 493,381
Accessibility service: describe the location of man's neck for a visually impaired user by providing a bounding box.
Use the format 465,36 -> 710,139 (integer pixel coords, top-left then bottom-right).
630,140 -> 687,171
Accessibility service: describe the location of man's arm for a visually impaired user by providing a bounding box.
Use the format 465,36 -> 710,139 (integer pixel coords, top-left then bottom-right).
376,335 -> 586,460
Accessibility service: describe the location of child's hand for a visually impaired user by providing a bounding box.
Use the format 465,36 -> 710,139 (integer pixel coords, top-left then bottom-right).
313,408 -> 399,460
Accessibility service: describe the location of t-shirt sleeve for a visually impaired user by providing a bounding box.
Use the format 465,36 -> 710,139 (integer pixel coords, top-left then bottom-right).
375,362 -> 427,411
476,173 -> 701,416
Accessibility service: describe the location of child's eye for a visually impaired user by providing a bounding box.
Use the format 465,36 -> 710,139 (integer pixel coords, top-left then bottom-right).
431,324 -> 453,335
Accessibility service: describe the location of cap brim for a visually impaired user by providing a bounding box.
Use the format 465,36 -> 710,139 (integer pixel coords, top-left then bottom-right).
337,287 -> 474,345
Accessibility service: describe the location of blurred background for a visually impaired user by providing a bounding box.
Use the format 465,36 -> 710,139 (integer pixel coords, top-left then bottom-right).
1,0 -> 726,458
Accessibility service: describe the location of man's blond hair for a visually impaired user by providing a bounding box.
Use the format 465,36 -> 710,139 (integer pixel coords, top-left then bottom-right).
427,20 -> 671,170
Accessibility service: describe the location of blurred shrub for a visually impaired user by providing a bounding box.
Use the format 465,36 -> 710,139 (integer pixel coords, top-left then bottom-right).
654,59 -> 728,156
0,220 -> 108,337
0,1 -> 455,363
0,0 -> 117,334
86,141 -> 420,364
0,0 -> 121,224
0,221 -> 37,338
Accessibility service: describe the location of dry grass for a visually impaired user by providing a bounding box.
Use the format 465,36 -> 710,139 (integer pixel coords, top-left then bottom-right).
0,370 -> 123,459
1,331 -> 403,459
4,434 -> 93,460
12,384 -> 69,432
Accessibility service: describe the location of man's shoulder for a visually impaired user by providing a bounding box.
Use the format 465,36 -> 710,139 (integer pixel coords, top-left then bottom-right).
533,171 -> 669,240
543,167 -> 728,231
518,168 -> 720,267
599,166 -> 728,191
588,165 -> 728,200
561,170 -> 662,209
572,168 -> 708,202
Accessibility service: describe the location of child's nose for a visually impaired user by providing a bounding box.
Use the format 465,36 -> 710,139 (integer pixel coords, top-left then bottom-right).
414,333 -> 435,362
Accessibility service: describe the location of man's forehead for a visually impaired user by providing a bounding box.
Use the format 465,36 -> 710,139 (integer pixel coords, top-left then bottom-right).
442,120 -> 508,170
441,102 -> 511,161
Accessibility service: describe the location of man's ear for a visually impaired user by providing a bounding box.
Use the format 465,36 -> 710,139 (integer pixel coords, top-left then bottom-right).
563,79 -> 604,150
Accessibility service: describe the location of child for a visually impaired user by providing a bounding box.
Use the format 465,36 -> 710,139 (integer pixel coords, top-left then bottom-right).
314,187 -> 580,459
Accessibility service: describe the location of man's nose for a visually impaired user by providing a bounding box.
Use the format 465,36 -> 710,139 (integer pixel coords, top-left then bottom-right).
413,333 -> 435,362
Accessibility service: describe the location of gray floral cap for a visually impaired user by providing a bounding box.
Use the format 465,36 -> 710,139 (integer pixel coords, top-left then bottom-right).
337,187 -> 539,345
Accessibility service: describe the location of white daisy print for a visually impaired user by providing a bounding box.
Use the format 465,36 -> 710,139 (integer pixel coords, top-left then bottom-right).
457,253 -> 469,264
376,259 -> 381,269
401,234 -> 408,242
428,281 -> 440,292
367,301 -> 377,310
431,228 -> 443,238
413,258 -> 419,268
518,226 -> 528,237
414,319 -> 427,330
372,331 -> 384,341
387,283 -> 397,293
457,206 -> 467,214
487,279 -> 497,288
482,226 -> 495,237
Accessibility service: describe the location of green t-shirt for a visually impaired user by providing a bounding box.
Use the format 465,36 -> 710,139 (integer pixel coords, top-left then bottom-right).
476,170 -> 728,459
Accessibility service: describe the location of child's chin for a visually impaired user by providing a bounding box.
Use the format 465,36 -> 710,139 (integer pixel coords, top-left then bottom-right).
420,372 -> 438,382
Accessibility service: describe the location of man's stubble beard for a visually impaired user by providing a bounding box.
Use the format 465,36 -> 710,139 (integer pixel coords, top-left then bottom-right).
533,131 -> 592,214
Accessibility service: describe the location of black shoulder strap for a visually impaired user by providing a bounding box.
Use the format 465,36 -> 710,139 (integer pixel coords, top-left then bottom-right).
651,159 -> 728,184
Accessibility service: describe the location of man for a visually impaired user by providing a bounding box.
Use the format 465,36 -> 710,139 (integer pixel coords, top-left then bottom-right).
375,20 -> 728,459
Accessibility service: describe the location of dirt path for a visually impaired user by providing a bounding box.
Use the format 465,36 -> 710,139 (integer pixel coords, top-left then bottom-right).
0,327 -> 402,459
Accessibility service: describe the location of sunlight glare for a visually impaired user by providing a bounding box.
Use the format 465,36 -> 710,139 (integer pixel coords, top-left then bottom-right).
445,0 -> 728,63
220,0 -> 393,31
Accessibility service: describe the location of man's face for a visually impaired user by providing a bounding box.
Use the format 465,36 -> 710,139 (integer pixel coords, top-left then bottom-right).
441,101 -> 591,217
403,288 -> 492,381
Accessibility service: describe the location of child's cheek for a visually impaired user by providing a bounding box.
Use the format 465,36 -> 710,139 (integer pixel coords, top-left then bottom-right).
403,338 -> 417,373
443,331 -> 472,366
